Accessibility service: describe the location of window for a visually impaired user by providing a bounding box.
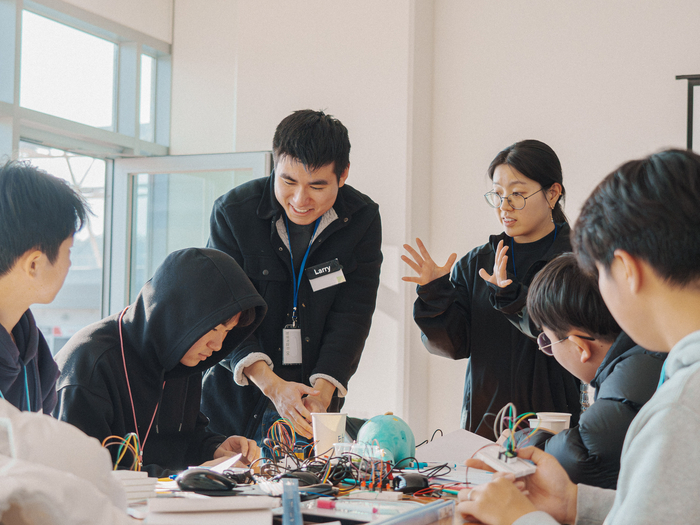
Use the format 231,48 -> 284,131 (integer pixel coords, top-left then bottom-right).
1,1 -> 172,327
111,153 -> 271,308
18,141 -> 106,354
1,2 -> 171,158
140,54 -> 156,142
20,10 -> 117,130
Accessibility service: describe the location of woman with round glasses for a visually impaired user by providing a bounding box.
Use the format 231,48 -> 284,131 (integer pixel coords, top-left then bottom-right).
402,139 -> 581,438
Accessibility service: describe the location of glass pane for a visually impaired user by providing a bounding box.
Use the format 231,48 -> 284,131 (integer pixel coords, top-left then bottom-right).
129,170 -> 258,301
20,10 -> 116,129
18,141 -> 106,354
140,54 -> 156,142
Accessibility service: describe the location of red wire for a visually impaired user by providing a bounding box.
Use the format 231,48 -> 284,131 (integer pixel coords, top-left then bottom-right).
118,307 -> 165,464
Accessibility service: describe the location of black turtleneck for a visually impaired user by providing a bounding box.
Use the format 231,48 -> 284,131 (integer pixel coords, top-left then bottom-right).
509,225 -> 558,280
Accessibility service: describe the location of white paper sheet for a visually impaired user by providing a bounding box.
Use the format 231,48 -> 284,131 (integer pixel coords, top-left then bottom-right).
415,429 -> 495,465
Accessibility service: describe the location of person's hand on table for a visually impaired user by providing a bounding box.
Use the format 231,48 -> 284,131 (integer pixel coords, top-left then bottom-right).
213,435 -> 260,465
401,238 -> 457,286
464,446 -> 578,524
458,473 -> 536,525
479,239 -> 512,288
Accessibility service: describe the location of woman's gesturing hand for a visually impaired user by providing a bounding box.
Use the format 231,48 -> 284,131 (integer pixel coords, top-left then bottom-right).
402,238 -> 457,286
479,240 -> 513,288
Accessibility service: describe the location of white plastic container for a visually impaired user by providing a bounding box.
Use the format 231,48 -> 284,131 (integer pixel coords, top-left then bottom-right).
529,412 -> 571,434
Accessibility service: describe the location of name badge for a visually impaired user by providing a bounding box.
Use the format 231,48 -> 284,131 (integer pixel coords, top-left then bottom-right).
305,258 -> 346,292
283,325 -> 302,365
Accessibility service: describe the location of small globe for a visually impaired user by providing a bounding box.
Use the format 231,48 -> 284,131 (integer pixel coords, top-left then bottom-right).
356,414 -> 416,465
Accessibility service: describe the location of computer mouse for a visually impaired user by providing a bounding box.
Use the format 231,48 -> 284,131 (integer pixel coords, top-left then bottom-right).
272,470 -> 321,486
392,473 -> 429,493
176,468 -> 237,492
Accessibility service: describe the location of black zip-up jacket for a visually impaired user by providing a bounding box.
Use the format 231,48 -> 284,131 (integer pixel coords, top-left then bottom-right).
53,248 -> 267,476
201,175 -> 382,438
414,224 -> 581,438
0,310 -> 58,413
514,332 -> 666,489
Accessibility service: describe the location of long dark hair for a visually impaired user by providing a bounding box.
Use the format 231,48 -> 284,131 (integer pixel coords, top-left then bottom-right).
487,140 -> 567,224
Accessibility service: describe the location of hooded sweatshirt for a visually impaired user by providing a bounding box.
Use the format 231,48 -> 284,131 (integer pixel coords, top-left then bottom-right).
0,309 -> 59,413
53,248 -> 267,476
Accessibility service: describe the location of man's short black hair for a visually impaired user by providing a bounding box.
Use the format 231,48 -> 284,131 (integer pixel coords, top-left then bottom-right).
528,253 -> 621,341
0,160 -> 88,277
272,109 -> 350,180
573,149 -> 700,287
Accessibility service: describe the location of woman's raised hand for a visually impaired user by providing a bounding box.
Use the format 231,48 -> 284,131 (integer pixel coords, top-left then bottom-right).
479,240 -> 513,288
402,238 -> 457,286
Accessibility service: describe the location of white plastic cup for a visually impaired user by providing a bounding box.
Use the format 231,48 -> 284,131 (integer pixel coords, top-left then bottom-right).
529,412 -> 571,434
311,413 -> 347,457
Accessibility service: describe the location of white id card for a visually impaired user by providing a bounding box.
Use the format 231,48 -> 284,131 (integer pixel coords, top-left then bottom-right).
283,325 -> 302,365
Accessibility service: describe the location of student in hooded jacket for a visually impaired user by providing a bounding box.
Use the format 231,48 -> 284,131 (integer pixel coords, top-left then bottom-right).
0,160 -> 87,414
54,248 -> 267,477
402,140 -> 581,438
507,253 -> 665,489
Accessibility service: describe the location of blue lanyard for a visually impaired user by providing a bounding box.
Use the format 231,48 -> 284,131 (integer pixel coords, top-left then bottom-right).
285,217 -> 320,328
657,360 -> 667,390
0,363 -> 32,411
511,223 -> 558,279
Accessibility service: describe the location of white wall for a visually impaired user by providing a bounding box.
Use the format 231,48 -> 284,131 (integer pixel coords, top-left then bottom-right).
427,0 -> 700,432
64,0 -> 173,43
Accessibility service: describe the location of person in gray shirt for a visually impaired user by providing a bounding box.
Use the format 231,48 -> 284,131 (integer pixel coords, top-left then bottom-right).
457,149 -> 700,525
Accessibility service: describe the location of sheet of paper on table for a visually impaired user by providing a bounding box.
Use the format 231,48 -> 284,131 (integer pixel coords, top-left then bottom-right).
431,465 -> 493,486
416,429 -> 495,486
415,429 -> 494,465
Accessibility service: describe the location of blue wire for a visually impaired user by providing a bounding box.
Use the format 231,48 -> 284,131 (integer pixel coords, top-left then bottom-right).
23,365 -> 31,412
0,365 -> 32,411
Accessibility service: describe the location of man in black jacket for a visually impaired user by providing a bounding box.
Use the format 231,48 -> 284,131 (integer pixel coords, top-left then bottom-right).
509,253 -> 665,489
201,110 -> 382,444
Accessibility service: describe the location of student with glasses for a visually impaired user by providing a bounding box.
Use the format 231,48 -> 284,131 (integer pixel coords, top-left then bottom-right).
403,140 -> 581,438
505,253 -> 665,489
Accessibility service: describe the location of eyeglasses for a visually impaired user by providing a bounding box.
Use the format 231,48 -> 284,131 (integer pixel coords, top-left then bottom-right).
484,187 -> 545,210
537,332 -> 596,356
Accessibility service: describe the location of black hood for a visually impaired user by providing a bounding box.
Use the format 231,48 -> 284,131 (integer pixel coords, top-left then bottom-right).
120,248 -> 267,378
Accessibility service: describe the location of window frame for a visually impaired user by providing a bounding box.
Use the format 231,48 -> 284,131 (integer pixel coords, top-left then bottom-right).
0,0 -> 171,159
1,0 -> 173,323
109,152 -> 273,315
